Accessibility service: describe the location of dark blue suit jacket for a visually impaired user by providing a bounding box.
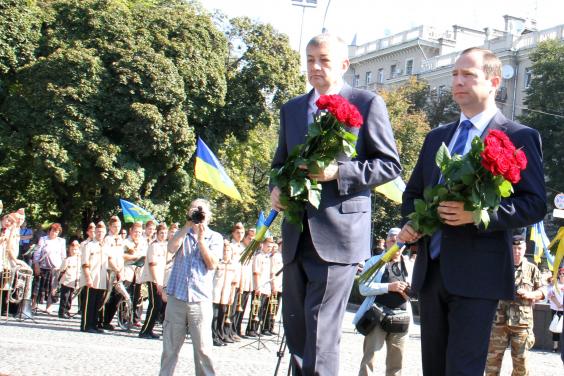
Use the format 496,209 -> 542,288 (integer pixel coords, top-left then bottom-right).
272,84 -> 401,265
402,111 -> 546,300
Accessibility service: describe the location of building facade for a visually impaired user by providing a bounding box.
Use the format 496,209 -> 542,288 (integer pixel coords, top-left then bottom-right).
345,15 -> 564,121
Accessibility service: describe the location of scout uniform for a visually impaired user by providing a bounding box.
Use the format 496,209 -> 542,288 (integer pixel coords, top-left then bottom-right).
139,240 -> 167,337
58,253 -> 80,318
80,239 -> 112,332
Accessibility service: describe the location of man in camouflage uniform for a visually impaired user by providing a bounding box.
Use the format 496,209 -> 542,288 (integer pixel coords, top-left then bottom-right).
485,234 -> 545,375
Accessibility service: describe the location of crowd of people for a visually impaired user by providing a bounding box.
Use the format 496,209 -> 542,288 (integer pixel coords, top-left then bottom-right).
0,202 -> 284,353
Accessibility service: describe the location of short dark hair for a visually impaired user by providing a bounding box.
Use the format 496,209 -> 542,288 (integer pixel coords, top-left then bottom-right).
460,47 -> 501,79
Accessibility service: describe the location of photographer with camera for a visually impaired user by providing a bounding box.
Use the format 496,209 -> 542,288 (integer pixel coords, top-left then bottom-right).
159,199 -> 223,376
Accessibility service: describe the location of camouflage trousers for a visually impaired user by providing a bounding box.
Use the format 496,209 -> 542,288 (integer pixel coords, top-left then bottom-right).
485,324 -> 535,376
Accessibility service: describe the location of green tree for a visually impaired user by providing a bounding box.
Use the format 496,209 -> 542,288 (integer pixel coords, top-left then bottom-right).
519,40 -> 564,203
187,16 -> 304,236
372,80 -> 431,239
0,0 -> 42,77
0,0 -> 224,232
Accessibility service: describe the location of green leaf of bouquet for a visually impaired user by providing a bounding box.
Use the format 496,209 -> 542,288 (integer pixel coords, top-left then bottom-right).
435,143 -> 451,169
498,179 -> 513,198
414,199 -> 427,213
483,182 -> 499,207
290,179 -> 306,197
480,209 -> 490,228
342,139 -> 356,157
343,131 -> 358,143
308,188 -> 321,208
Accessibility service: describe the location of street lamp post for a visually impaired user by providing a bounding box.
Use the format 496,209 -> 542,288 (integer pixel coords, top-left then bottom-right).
291,0 -> 318,53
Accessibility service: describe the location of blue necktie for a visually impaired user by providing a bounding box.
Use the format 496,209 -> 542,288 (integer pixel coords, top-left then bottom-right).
429,120 -> 474,259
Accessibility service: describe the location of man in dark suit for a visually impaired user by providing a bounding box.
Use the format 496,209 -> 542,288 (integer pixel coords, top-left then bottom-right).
270,34 -> 401,375
398,47 -> 546,376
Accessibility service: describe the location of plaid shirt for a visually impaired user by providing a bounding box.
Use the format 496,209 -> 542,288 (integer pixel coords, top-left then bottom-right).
166,227 -> 223,303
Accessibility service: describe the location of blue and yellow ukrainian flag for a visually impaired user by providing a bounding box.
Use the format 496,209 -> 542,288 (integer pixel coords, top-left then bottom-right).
374,176 -> 406,204
530,221 -> 554,270
194,137 -> 242,201
120,199 -> 156,224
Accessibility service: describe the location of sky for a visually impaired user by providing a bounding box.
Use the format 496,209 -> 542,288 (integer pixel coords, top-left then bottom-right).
200,0 -> 563,54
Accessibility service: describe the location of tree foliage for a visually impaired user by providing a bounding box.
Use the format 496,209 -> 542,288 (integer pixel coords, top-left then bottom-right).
0,0 -> 303,237
519,40 -> 564,203
372,80 -> 431,239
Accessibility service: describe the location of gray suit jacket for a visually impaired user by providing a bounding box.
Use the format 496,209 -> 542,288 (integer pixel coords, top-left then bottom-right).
271,84 -> 401,265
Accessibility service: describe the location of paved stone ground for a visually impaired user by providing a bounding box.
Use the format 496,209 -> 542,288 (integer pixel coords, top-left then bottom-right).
0,302 -> 562,375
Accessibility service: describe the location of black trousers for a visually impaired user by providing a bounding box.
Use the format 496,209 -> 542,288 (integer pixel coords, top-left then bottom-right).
140,282 -> 163,335
418,257 -> 498,376
212,303 -> 222,341
103,289 -> 121,325
58,285 -> 74,317
126,281 -> 143,323
234,290 -> 250,335
80,287 -> 104,331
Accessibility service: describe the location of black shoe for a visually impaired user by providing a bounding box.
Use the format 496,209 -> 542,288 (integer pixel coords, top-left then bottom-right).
86,328 -> 100,334
246,331 -> 257,337
553,348 -> 559,353
58,314 -> 69,319
261,330 -> 273,336
213,339 -> 225,347
102,323 -> 115,331
97,328 -> 105,334
222,336 -> 234,344
139,332 -> 160,339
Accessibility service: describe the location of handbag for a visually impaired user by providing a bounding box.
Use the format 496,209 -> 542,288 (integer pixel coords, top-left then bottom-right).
380,306 -> 410,333
549,314 -> 563,334
355,304 -> 385,336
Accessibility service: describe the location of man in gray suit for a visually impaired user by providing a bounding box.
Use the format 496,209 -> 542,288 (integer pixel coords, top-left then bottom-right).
270,34 -> 401,375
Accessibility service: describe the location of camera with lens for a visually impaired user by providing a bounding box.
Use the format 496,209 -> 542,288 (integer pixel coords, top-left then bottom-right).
188,206 -> 206,224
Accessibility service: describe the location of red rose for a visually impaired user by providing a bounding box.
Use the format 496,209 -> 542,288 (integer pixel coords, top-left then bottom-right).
484,135 -> 502,148
494,154 -> 510,174
316,95 -> 363,128
514,149 -> 527,170
505,165 -> 521,184
482,145 -> 502,163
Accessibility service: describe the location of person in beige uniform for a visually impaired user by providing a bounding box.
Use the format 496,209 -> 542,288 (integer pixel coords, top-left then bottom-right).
247,237 -> 274,337
236,228 -> 255,338
212,240 -> 237,346
58,240 -> 81,319
264,240 -> 283,335
80,221 -> 121,333
123,222 -> 147,327
139,223 -> 168,339
100,216 -> 128,330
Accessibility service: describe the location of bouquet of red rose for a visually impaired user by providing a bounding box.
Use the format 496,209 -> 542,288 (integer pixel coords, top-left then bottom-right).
271,94 -> 363,227
359,129 -> 527,283
238,95 -> 363,264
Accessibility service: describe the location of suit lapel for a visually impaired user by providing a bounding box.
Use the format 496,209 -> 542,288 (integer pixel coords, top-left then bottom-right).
480,111 -> 508,139
292,90 -> 313,145
429,121 -> 459,185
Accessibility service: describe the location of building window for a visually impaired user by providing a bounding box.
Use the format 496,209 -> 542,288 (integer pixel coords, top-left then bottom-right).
390,64 -> 397,78
405,59 -> 414,75
365,71 -> 372,84
353,74 -> 360,87
524,67 -> 532,88
438,85 -> 445,96
377,68 -> 384,83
